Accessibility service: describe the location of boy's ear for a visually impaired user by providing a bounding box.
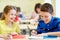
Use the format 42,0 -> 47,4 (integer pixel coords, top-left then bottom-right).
51,12 -> 55,16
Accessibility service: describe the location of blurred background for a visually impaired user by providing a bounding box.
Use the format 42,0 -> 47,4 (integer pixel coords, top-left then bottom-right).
0,0 -> 59,18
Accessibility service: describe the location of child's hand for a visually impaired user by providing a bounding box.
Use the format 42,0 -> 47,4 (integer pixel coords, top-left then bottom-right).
11,32 -> 18,36
31,30 -> 37,36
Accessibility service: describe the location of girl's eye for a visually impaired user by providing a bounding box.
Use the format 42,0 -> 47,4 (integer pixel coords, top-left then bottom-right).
10,13 -> 13,15
11,14 -> 16,16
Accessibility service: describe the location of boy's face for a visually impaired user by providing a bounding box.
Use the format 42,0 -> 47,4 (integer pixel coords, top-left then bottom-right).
40,11 -> 52,24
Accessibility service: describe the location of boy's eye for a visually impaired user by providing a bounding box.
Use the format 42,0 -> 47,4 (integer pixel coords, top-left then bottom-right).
41,16 -> 43,18
45,16 -> 48,18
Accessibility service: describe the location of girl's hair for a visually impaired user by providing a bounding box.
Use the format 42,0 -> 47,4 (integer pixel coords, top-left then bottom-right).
40,3 -> 54,14
34,3 -> 41,13
16,7 -> 21,12
1,5 -> 17,20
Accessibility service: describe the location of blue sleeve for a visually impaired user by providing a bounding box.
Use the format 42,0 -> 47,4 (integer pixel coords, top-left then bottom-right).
58,23 -> 60,31
36,23 -> 41,34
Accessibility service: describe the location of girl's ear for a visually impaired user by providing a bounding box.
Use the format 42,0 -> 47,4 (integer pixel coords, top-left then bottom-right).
3,13 -> 7,18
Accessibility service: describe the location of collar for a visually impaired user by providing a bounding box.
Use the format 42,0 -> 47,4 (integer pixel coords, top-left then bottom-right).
47,17 -> 54,25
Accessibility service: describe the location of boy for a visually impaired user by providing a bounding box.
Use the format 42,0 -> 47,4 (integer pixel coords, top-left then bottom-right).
37,3 -> 60,36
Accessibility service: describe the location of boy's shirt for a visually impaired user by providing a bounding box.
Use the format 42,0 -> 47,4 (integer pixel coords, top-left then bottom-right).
37,17 -> 60,34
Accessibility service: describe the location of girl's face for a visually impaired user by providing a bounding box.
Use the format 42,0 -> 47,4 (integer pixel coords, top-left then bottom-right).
5,9 -> 16,22
40,11 -> 53,24
36,8 -> 40,13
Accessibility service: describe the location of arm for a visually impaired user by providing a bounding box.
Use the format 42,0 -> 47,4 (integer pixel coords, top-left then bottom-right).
37,32 -> 60,36
0,32 -> 11,40
16,24 -> 20,34
30,14 -> 34,19
36,22 -> 42,34
38,23 -> 60,36
47,32 -> 60,36
30,12 -> 36,19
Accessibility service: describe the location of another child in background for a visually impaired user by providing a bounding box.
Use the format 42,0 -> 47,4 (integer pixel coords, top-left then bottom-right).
16,7 -> 25,20
30,3 -> 41,22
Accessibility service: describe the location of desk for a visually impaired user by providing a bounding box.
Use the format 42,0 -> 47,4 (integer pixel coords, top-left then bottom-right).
11,35 -> 29,40
11,36 -> 60,40
19,24 -> 37,29
19,23 -> 37,35
19,20 -> 38,29
0,35 -> 60,40
19,20 -> 38,35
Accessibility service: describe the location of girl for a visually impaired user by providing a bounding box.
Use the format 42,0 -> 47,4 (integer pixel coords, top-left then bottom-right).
0,5 -> 20,40
30,3 -> 41,21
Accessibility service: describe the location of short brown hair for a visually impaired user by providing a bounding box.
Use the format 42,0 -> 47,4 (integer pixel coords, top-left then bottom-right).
40,3 -> 53,14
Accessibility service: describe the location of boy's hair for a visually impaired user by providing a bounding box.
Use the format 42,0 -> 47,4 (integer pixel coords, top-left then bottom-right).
40,3 -> 53,14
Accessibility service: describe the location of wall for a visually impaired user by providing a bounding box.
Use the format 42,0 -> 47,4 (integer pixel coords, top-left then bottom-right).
0,0 -> 44,16
0,0 -> 56,17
